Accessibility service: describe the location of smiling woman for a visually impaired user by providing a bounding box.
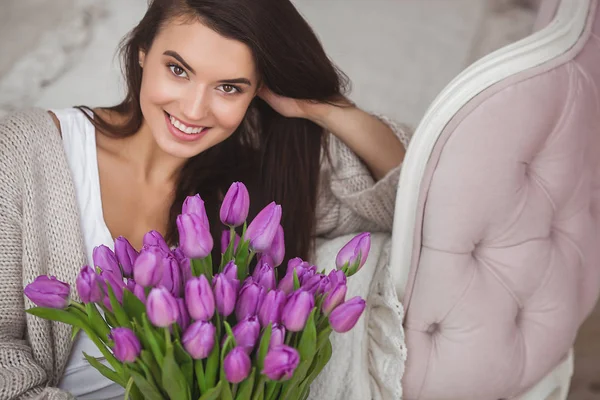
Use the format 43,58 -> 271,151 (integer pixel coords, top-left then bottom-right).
0,0 -> 410,398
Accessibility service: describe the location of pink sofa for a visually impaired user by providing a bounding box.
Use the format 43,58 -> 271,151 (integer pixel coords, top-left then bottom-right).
390,0 -> 600,398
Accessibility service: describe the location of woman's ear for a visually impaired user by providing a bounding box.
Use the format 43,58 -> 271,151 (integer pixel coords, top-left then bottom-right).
138,50 -> 146,68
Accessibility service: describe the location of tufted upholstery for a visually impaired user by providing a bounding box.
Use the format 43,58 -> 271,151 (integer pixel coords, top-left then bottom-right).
399,1 -> 600,399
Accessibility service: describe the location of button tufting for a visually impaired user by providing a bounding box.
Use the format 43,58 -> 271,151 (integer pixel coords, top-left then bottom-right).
427,323 -> 440,335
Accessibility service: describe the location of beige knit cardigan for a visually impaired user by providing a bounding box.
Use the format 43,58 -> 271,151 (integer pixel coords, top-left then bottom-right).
0,108 -> 411,399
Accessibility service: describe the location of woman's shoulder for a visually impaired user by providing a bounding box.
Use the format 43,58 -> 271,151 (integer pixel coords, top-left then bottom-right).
0,107 -> 62,147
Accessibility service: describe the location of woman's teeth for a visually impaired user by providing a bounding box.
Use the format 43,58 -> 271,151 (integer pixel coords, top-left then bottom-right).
169,115 -> 205,134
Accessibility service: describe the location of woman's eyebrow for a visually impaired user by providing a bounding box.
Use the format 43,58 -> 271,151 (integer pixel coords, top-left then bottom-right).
163,50 -> 195,74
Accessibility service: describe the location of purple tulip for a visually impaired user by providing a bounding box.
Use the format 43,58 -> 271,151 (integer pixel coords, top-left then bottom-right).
176,298 -> 190,331
329,296 -> 366,333
24,275 -> 70,309
258,289 -> 287,327
178,257 -> 192,284
114,237 -> 139,278
147,287 -> 180,327
223,261 -> 238,281
269,323 -> 286,349
133,246 -> 164,287
101,270 -> 126,304
143,230 -> 171,254
109,327 -> 141,363
224,347 -> 251,384
222,261 -> 240,293
278,258 -> 310,294
132,281 -> 147,304
182,320 -> 216,359
76,266 -> 103,303
301,273 -> 326,295
177,213 -> 213,259
213,273 -> 237,317
263,225 -> 285,267
300,267 -> 317,286
335,232 -> 371,275
185,276 -> 215,321
262,345 -> 300,381
235,278 -> 266,321
221,230 -> 241,254
93,245 -> 120,278
182,194 -> 210,228
245,202 -> 282,253
220,182 -> 250,227
232,316 -> 261,353
281,290 -> 314,332
161,254 -> 183,297
252,258 -> 276,291
326,270 -> 347,292
322,283 -> 347,315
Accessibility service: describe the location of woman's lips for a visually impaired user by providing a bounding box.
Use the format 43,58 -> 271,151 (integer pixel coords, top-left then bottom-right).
164,112 -> 210,142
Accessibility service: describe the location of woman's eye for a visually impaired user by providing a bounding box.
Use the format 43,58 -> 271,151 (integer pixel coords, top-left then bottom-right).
218,84 -> 240,94
168,64 -> 188,78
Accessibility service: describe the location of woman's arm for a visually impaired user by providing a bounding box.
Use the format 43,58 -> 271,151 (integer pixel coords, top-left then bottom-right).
258,89 -> 406,180
307,103 -> 406,180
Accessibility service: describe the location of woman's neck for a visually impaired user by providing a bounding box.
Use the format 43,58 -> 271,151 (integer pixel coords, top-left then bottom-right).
95,108 -> 187,186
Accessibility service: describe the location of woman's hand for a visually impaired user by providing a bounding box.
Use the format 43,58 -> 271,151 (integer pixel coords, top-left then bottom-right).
258,87 -> 317,120
258,86 -> 405,180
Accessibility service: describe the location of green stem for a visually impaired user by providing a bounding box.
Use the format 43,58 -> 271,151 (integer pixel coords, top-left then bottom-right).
69,301 -> 87,314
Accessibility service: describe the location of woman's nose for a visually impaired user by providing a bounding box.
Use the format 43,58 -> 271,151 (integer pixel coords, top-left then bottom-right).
181,86 -> 210,122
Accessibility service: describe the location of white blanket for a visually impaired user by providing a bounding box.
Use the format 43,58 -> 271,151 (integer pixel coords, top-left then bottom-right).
310,233 -> 407,400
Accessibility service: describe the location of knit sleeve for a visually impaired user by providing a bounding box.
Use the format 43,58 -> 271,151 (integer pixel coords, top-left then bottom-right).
315,115 -> 413,238
0,115 -> 73,400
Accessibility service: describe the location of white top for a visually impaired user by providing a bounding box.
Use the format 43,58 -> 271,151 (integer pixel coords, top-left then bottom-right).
52,108 -> 124,399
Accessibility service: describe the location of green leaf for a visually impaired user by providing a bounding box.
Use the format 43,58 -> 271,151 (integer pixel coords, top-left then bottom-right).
257,324 -> 272,372
140,350 -> 162,387
132,321 -> 152,354
103,306 -> 119,328
124,377 -> 134,400
198,381 -> 223,400
301,338 -> 332,389
71,326 -> 81,341
142,313 -> 164,365
279,359 -> 311,400
293,269 -> 300,291
86,302 -> 111,342
174,340 -> 194,389
297,309 -> 317,362
219,378 -> 234,400
26,307 -> 88,330
316,326 -> 332,352
204,335 -> 220,389
234,367 -> 255,400
162,344 -> 191,400
127,366 -> 165,400
26,307 -> 124,375
223,321 -> 236,348
122,289 -> 146,323
220,228 -> 237,270
250,375 -> 266,400
195,358 -> 208,395
107,284 -> 131,329
265,381 -> 280,400
191,258 -> 204,277
83,352 -> 125,386
219,336 -> 235,400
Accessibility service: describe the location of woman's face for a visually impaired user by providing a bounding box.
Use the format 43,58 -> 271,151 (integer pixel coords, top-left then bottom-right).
139,18 -> 259,159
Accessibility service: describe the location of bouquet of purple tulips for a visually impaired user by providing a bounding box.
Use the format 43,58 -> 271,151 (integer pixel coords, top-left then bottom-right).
24,182 -> 371,400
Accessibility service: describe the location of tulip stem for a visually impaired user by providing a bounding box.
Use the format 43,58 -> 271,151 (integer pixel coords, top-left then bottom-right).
69,301 -> 87,314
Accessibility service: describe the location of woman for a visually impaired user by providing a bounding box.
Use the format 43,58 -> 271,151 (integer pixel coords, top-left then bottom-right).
0,0 -> 411,398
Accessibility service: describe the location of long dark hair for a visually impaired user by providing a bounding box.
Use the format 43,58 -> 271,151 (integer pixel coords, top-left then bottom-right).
78,0 -> 350,266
